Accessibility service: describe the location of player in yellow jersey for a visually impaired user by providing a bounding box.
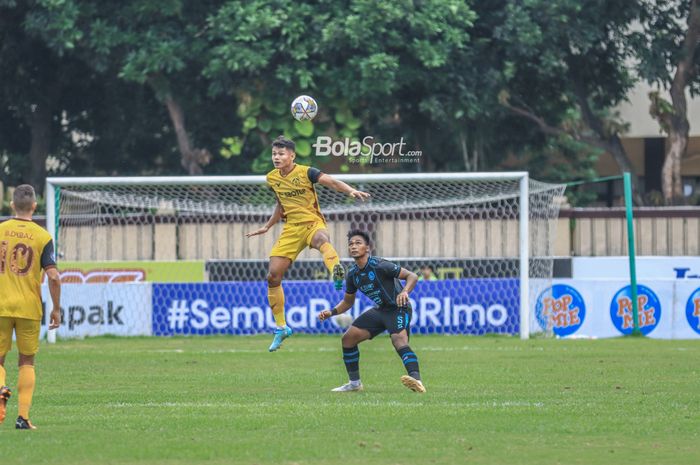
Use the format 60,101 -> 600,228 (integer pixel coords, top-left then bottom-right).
0,185 -> 61,430
247,136 -> 370,351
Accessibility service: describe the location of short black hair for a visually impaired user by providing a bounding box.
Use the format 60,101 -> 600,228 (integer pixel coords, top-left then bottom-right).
13,184 -> 36,213
421,265 -> 434,272
272,135 -> 295,151
347,229 -> 371,246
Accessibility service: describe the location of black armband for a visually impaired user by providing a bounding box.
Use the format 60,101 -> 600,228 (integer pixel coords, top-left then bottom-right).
330,308 -> 339,316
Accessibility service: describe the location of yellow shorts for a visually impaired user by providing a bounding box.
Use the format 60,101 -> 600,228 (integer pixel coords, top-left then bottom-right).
0,317 -> 41,356
270,221 -> 328,261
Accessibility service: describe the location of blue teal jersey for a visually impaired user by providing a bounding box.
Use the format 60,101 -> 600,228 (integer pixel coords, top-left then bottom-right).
346,256 -> 405,309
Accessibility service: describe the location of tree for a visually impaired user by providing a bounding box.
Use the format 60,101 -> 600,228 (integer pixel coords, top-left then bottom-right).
636,0 -> 700,204
487,0 -> 646,204
206,0 -> 476,173
0,0 -> 86,192
26,0 -> 227,174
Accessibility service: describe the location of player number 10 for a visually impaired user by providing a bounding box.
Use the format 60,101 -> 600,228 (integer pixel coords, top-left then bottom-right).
0,241 -> 34,276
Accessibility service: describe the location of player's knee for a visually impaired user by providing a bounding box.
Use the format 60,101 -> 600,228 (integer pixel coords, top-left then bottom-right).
18,354 -> 35,366
266,272 -> 282,286
341,331 -> 357,347
390,333 -> 409,348
311,233 -> 329,250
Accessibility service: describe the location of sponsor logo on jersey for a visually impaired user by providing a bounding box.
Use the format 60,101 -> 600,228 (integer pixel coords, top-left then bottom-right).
279,189 -> 306,198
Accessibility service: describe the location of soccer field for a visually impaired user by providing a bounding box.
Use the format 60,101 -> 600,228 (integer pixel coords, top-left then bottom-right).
1,335 -> 698,465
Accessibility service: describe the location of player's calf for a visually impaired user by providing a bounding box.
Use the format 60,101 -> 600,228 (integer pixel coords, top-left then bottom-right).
396,345 -> 424,392
331,345 -> 363,391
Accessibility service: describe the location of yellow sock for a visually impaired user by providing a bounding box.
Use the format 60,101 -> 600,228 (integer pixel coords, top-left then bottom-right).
268,285 -> 286,327
18,365 -> 35,419
0,364 -> 5,386
319,242 -> 340,275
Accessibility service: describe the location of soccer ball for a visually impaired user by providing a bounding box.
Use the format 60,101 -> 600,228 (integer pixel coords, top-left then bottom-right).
333,313 -> 353,329
291,95 -> 318,121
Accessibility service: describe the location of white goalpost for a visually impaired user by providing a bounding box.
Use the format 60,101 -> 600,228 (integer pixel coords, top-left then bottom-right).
46,172 -> 565,340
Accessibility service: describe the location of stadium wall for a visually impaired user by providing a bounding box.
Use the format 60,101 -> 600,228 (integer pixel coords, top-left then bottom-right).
51,209 -> 700,261
8,208 -> 700,259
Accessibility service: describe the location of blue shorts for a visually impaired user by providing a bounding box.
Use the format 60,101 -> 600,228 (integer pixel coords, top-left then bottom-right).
352,306 -> 412,339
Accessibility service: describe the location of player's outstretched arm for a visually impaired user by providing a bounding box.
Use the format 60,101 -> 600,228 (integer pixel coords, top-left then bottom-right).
318,292 -> 356,321
396,268 -> 418,307
246,201 -> 282,237
317,174 -> 370,201
46,267 -> 62,330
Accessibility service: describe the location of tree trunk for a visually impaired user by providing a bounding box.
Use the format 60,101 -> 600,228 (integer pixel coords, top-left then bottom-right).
163,94 -> 211,175
570,81 -> 645,205
606,135 -> 645,206
459,130 -> 470,171
501,92 -> 645,205
660,0 -> 700,204
663,129 -> 687,202
26,103 -> 52,194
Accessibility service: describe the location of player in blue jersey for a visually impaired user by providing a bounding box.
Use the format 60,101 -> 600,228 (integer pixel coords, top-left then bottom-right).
318,229 -> 424,393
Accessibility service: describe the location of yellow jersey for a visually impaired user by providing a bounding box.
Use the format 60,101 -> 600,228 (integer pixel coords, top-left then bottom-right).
267,164 -> 325,224
0,218 -> 56,320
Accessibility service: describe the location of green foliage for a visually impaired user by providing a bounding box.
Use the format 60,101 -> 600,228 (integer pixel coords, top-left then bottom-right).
633,1 -> 700,94
207,0 -> 475,172
220,93 -> 366,173
0,0 -> 685,187
0,192 -> 45,215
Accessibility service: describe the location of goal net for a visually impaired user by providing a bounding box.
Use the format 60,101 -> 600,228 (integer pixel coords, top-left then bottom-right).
45,173 -> 565,340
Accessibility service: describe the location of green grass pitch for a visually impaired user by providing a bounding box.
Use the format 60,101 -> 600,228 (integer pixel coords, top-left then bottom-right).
0,335 -> 698,465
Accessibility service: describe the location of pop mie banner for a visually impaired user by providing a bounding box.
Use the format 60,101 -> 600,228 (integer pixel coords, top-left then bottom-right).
536,279 -> 700,339
151,279 -> 520,336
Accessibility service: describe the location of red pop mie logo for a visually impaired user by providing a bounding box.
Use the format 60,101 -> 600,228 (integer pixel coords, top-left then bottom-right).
541,295 -> 581,328
535,284 -> 586,337
616,295 -> 657,329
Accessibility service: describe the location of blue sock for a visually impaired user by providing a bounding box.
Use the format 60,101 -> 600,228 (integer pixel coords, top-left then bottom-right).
396,345 -> 421,381
342,346 -> 360,381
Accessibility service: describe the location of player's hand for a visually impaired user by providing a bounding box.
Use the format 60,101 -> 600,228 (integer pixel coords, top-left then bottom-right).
49,307 -> 61,330
396,291 -> 410,307
349,190 -> 371,201
246,226 -> 269,238
318,310 -> 332,321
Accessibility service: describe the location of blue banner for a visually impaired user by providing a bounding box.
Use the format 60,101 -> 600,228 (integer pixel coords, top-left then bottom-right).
152,279 -> 520,336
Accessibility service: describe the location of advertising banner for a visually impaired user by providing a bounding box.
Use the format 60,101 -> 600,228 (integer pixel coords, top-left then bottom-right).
58,261 -> 205,283
535,279 -> 697,339
152,279 -> 520,336
40,283 -> 152,338
572,257 -> 700,280
34,279 -> 700,340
